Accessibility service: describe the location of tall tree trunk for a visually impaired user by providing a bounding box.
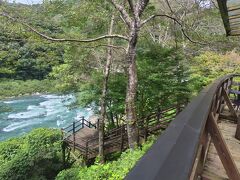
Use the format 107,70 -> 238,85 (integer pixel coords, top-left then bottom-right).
99,14 -> 115,163
125,22 -> 139,149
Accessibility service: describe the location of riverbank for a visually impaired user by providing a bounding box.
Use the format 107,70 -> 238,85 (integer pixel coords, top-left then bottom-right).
0,79 -> 58,100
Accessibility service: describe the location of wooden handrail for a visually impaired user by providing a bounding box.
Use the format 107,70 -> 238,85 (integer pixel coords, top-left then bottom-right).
62,116 -> 97,137
63,102 -> 187,161
126,74 -> 240,180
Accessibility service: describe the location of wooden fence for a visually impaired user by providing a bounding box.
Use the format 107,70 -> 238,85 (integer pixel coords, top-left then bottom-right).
62,103 -> 186,161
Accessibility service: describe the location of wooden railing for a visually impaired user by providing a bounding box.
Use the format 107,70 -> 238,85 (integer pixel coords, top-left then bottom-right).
62,102 -> 187,162
82,103 -> 186,160
62,116 -> 97,139
126,74 -> 240,180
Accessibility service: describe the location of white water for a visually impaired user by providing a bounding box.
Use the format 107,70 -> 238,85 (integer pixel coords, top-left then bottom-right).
0,94 -> 93,141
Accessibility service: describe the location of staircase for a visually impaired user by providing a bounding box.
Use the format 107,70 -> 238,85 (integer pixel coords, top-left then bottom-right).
62,103 -> 186,161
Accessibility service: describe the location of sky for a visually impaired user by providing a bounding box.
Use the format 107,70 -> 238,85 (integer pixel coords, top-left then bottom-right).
8,0 -> 42,4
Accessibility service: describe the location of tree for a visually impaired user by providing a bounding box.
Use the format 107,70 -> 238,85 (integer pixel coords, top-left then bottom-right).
0,0 -> 200,149
99,13 -> 115,163
137,42 -> 191,116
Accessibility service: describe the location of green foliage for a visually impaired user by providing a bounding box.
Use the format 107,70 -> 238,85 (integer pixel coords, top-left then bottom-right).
0,21 -> 64,80
49,47 -> 95,93
56,136 -> 156,180
190,51 -> 240,93
55,167 -> 80,180
0,79 -> 57,99
64,44 -> 191,128
0,128 -> 63,180
137,43 -> 191,116
0,1 -> 65,81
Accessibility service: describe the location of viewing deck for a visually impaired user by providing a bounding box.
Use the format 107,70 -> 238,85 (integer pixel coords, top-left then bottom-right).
127,74 -> 240,180
202,117 -> 240,180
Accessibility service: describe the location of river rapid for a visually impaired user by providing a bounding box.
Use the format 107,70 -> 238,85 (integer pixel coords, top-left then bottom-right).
0,94 -> 93,141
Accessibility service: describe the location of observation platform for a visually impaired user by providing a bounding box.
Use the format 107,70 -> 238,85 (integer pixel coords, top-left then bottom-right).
126,74 -> 240,180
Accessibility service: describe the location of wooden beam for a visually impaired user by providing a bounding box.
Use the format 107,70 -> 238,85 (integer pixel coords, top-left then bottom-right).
216,0 -> 231,35
85,141 -> 88,163
190,128 -> 211,180
73,121 -> 76,151
189,144 -> 203,180
222,89 -> 240,139
235,120 -> 240,140
219,114 -> 236,122
207,113 -> 240,180
222,89 -> 238,122
120,126 -> 124,152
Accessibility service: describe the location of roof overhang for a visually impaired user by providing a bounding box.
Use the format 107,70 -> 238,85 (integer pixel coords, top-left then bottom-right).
217,0 -> 240,36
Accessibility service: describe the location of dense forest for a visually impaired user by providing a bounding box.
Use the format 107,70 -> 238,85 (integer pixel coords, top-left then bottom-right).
0,0 -> 240,179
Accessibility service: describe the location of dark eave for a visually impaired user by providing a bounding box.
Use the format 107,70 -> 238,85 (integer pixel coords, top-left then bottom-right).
217,0 -> 240,36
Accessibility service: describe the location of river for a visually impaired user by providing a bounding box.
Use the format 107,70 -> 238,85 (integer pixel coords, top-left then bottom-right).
0,94 -> 93,141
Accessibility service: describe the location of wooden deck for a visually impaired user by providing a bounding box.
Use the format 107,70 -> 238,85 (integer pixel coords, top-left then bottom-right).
126,75 -> 240,180
63,105 -> 184,161
202,118 -> 240,180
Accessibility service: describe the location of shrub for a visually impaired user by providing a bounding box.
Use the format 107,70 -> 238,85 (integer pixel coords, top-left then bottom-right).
56,136 -> 156,180
190,51 -> 240,93
0,128 -> 63,180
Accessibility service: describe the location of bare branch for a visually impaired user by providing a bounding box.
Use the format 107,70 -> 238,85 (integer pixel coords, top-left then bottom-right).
137,0 -> 149,17
109,0 -> 132,27
82,44 -> 126,52
0,12 -> 128,43
165,0 -> 174,14
141,14 -> 207,45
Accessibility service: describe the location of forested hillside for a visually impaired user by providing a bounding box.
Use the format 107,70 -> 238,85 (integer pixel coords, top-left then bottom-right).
0,0 -> 240,179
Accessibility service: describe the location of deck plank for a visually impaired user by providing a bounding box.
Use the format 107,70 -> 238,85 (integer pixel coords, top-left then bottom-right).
202,120 -> 240,179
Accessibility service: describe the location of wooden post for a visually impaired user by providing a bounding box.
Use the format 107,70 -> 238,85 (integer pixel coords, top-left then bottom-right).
238,85 -> 240,100
222,89 -> 238,122
61,128 -> 66,167
235,118 -> 240,140
190,128 -> 211,180
189,144 -> 203,180
82,117 -> 84,128
215,87 -> 223,116
97,119 -> 100,130
85,141 -> 88,163
144,118 -> 149,142
156,108 -> 162,122
137,125 -> 140,147
222,89 -> 240,140
207,113 -> 240,180
73,121 -> 76,151
62,141 -> 66,168
120,126 -> 124,152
